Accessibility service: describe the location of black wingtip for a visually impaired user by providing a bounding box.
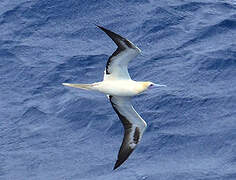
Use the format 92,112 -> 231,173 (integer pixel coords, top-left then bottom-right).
95,24 -> 102,29
96,25 -> 127,47
113,160 -> 122,170
96,25 -> 119,36
95,24 -> 103,29
96,25 -> 136,51
95,25 -> 108,33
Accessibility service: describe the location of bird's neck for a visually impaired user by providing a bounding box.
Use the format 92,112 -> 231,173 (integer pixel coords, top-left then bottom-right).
135,81 -> 150,94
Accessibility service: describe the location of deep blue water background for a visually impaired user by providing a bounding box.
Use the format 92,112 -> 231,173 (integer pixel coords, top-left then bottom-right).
1,0 -> 236,179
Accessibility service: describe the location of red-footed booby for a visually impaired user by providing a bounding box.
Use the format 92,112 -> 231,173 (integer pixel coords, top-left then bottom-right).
63,26 -> 166,170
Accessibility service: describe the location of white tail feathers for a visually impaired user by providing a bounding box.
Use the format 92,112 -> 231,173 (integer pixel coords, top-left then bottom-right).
62,83 -> 95,90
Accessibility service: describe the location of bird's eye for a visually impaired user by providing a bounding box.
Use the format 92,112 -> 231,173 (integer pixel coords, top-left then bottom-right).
150,84 -> 154,87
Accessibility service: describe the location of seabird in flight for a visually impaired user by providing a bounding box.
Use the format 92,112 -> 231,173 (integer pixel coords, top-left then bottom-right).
63,25 -> 166,170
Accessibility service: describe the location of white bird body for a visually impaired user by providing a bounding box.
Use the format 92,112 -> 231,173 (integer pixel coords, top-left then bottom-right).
62,26 -> 166,170
63,80 -> 151,97
99,80 -> 151,96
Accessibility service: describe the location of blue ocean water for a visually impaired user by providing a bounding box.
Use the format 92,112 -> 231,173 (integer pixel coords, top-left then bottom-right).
1,0 -> 236,179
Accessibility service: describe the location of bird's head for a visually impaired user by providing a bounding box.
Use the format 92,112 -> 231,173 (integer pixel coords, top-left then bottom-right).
141,81 -> 166,92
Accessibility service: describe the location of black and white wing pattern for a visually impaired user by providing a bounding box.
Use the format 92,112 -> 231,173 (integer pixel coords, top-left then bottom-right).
97,26 -> 141,80
109,96 -> 147,170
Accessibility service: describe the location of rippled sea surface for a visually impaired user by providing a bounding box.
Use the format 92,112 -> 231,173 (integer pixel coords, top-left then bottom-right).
1,0 -> 236,179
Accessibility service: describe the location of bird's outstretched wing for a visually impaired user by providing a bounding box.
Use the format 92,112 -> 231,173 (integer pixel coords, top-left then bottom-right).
109,96 -> 147,170
97,26 -> 141,80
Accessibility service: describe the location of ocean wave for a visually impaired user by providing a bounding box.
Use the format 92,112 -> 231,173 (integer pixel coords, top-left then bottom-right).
1,0 -> 236,179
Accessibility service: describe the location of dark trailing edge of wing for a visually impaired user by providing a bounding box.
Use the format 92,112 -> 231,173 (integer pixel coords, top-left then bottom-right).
133,127 -> 140,144
109,95 -> 132,129
97,25 -> 134,75
109,96 -> 140,170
